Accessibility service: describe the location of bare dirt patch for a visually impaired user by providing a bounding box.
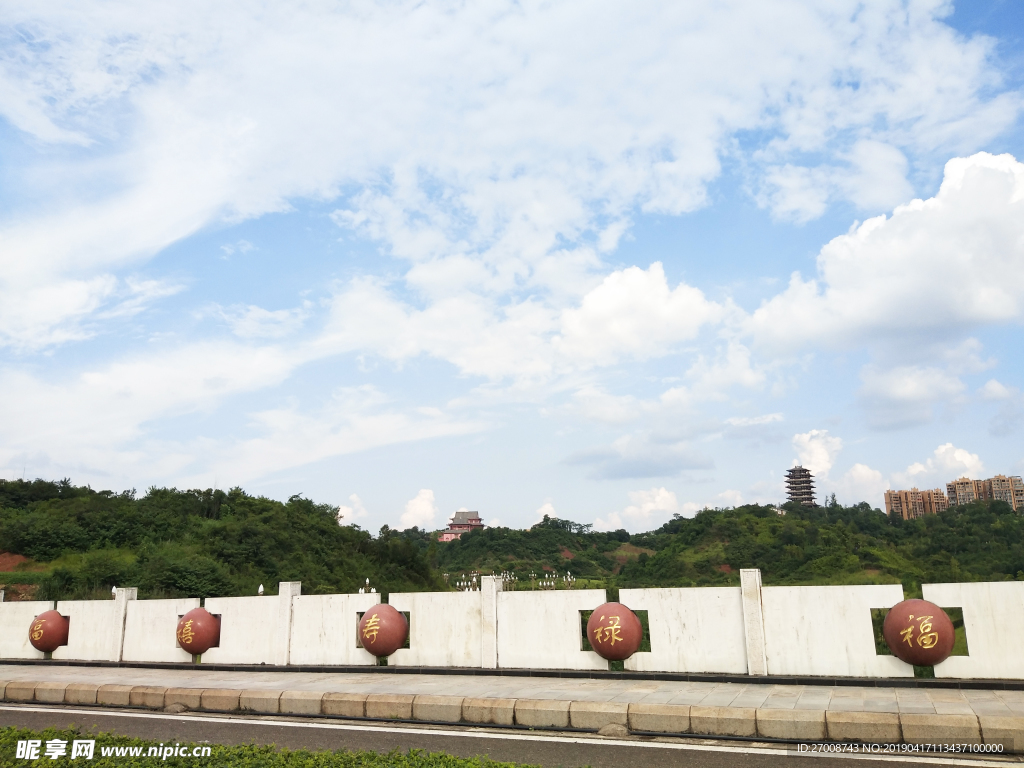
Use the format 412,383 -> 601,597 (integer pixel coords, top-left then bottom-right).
716,564 -> 733,573
559,547 -> 575,560
0,552 -> 30,571
0,583 -> 40,601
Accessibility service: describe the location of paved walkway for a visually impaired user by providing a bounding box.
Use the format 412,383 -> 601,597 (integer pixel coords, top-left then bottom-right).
3,664 -> 1022,718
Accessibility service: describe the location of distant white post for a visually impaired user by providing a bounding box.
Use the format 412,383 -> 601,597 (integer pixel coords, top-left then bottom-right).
739,569 -> 767,676
480,575 -> 502,668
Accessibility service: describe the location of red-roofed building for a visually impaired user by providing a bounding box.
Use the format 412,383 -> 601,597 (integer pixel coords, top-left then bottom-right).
438,510 -> 484,541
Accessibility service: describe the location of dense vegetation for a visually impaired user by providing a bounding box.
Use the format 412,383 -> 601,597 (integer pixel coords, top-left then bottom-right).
434,501 -> 1024,594
2,478 -> 1022,601
0,727 -> 533,767
0,479 -> 440,600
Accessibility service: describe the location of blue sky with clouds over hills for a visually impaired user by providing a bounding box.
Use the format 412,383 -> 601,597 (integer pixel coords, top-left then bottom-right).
1,0 -> 1023,532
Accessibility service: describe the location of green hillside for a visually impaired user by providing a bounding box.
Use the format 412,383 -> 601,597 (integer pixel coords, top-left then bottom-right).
434,500 -> 1024,594
0,479 -> 440,600
2,478 -> 1022,601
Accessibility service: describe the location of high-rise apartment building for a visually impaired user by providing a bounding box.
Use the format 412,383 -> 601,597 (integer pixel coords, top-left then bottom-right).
989,475 -> 1024,511
946,477 -> 984,506
944,475 -> 1024,511
884,488 -> 949,520
785,465 -> 817,507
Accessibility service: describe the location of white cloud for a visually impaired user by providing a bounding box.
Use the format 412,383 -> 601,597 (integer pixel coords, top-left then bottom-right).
761,141 -> 915,222
725,413 -> 783,428
223,304 -> 310,339
858,364 -> 967,429
716,489 -> 744,507
336,494 -> 368,524
792,429 -> 843,478
595,487 -> 679,532
399,489 -> 438,531
555,263 -> 724,366
0,2 -> 1017,351
893,443 -> 986,488
751,153 -> 1024,353
833,463 -> 889,506
981,379 -> 1015,401
534,502 -> 557,526
565,434 -> 713,480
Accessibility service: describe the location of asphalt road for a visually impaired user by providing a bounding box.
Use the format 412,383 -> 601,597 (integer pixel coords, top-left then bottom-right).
0,704 -> 1018,768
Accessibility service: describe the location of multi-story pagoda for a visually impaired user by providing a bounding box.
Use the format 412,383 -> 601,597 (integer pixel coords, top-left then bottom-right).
785,465 -> 817,507
438,510 -> 484,542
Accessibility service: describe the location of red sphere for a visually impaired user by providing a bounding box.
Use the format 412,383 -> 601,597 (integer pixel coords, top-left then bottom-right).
883,599 -> 955,666
176,608 -> 221,655
28,610 -> 69,653
358,604 -> 408,657
586,602 -> 643,661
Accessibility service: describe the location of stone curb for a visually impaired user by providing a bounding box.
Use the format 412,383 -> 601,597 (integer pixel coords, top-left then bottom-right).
514,698 -> 570,728
129,686 -> 166,709
64,683 -> 99,706
569,701 -> 628,730
463,697 -> 515,725
365,693 -> 414,720
412,695 -> 464,723
281,690 -> 325,716
755,708 -> 825,741
240,689 -> 282,714
2,679 -> 1019,752
825,710 -> 901,743
691,705 -> 757,737
33,682 -> 67,704
165,687 -> 204,710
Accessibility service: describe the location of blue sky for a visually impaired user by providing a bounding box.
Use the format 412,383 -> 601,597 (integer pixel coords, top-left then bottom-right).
2,0 -> 1024,532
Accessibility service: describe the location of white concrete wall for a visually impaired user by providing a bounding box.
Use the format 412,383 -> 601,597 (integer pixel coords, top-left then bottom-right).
203,582 -> 300,665
761,584 -> 911,677
0,601 -> 54,659
496,589 -> 607,670
923,581 -> 1024,679
122,598 -> 200,663
390,591 -> 481,667
53,588 -> 136,662
620,587 -> 748,674
289,592 -> 380,666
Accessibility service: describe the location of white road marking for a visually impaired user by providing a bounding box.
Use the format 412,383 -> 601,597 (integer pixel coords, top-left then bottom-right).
0,704 -> 1016,767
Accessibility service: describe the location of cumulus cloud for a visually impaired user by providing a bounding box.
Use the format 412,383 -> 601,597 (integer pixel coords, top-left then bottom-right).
534,501 -> 557,525
751,153 -> 1024,353
595,487 -> 680,532
893,443 -> 986,488
555,263 -> 724,366
833,464 -> 889,507
336,494 -> 368,524
399,489 -> 438,530
792,429 -> 843,478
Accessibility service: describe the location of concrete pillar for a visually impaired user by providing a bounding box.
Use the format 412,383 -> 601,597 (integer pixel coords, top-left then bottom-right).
739,569 -> 767,676
277,581 -> 301,665
480,575 -> 502,668
112,587 -> 137,662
